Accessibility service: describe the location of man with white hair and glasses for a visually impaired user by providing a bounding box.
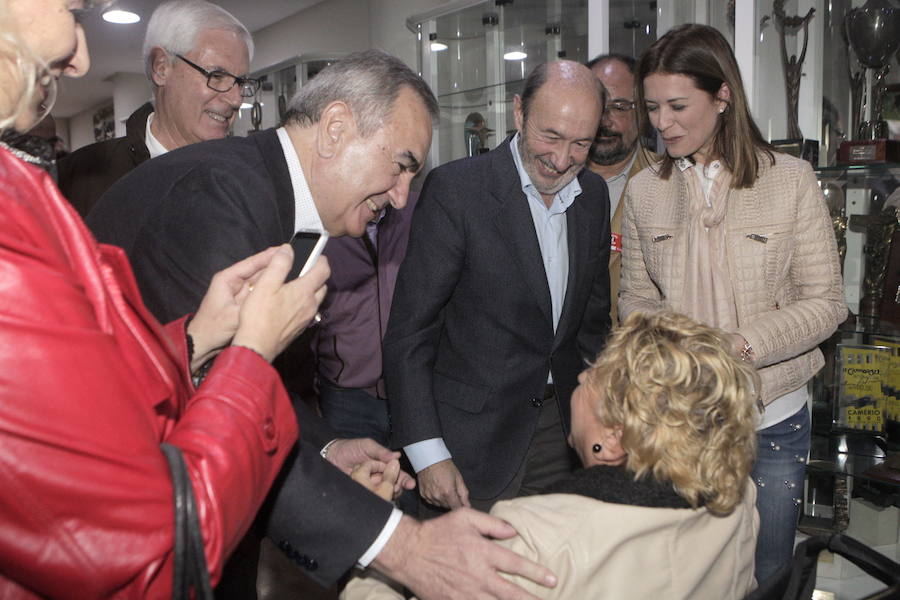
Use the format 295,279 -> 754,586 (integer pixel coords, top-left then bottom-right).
58,0 -> 257,216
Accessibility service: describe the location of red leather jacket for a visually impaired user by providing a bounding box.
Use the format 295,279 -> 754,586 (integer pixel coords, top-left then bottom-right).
0,149 -> 298,598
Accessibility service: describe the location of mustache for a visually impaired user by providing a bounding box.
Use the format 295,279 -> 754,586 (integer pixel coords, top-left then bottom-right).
594,127 -> 621,141
538,156 -> 571,175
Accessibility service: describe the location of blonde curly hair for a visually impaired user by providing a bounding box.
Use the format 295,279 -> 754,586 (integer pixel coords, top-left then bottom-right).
582,311 -> 760,515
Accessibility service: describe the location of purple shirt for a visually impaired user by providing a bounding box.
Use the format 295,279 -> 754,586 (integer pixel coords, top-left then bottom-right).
314,194 -> 418,396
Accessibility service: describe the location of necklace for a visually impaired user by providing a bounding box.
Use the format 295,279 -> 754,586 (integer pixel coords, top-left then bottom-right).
0,141 -> 45,166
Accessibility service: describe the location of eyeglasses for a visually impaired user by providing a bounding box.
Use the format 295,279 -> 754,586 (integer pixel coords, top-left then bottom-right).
175,54 -> 260,98
605,101 -> 635,114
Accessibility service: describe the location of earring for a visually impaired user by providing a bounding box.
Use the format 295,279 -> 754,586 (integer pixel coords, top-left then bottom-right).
719,105 -> 726,114
592,443 -> 603,454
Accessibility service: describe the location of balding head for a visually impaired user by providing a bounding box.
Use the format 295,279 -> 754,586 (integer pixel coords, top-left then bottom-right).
513,61 -> 604,205
519,60 -> 605,126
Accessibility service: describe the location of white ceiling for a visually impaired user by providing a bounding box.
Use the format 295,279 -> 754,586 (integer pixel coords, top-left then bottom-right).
54,0 -> 325,118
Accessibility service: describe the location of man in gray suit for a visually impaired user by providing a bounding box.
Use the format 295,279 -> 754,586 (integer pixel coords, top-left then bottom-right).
384,60 -> 611,513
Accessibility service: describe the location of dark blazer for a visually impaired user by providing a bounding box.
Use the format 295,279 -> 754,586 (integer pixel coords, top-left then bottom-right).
383,137 -> 611,499
86,129 -> 394,585
58,102 -> 154,218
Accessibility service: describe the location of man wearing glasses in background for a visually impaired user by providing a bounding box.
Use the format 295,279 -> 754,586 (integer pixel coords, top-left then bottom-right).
58,0 -> 257,217
585,53 -> 656,324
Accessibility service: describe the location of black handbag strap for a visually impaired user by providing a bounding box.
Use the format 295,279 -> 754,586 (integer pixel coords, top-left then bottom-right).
161,443 -> 214,600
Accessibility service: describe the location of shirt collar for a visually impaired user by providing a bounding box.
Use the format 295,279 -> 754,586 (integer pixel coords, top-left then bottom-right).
144,112 -> 169,159
277,127 -> 325,233
604,151 -> 638,183
675,156 -> 723,177
509,132 -> 581,210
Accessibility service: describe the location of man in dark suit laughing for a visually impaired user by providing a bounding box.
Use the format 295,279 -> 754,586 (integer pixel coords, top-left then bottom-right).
384,60 -> 612,514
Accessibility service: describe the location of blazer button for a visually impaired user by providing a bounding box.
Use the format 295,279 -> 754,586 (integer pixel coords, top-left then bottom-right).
307,558 -> 319,571
263,417 -> 276,440
531,397 -> 543,408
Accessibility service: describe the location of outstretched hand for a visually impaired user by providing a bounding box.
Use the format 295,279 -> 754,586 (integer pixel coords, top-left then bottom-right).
350,459 -> 402,502
372,509 -> 557,600
418,459 -> 469,509
325,438 -> 415,498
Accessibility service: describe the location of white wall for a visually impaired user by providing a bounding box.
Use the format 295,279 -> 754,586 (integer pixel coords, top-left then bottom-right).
368,0 -> 453,69
250,0 -> 371,73
111,72 -> 152,137
69,102 -> 104,151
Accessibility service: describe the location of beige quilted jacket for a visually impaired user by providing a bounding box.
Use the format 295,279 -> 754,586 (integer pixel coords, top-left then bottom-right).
619,152 -> 847,405
341,483 -> 758,600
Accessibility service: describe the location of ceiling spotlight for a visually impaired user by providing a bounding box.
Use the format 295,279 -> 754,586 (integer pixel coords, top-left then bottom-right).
102,9 -> 140,24
503,51 -> 527,61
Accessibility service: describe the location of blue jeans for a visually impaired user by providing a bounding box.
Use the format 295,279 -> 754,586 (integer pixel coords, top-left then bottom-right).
751,404 -> 810,586
318,380 -> 390,446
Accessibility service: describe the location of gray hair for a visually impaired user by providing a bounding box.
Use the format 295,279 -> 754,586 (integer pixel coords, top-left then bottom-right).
142,0 -> 253,84
283,49 -> 438,138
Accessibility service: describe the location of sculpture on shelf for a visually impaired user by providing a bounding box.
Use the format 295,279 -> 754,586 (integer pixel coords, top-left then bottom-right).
844,0 -> 900,141
773,0 -> 815,141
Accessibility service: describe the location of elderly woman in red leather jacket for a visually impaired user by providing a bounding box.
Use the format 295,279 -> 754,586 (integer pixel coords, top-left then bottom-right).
0,1 -> 330,597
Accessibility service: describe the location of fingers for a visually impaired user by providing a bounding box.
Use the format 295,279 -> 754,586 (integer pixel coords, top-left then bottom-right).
398,470 -> 416,491
360,438 -> 401,463
383,459 -> 401,488
221,246 -> 281,281
251,244 -> 294,294
454,510 -> 557,591
455,475 -> 471,508
294,255 -> 331,290
457,509 -> 517,540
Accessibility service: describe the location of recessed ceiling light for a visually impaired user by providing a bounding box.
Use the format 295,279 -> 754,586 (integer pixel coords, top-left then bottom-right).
102,9 -> 140,24
430,41 -> 448,51
503,51 -> 527,61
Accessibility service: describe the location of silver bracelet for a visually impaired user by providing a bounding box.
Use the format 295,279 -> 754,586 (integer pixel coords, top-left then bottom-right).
320,438 -> 339,460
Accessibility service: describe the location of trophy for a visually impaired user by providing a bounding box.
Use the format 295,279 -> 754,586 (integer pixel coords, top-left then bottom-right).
840,0 -> 900,164
849,206 -> 899,323
773,1 -> 815,141
771,1 -> 818,165
821,180 -> 848,273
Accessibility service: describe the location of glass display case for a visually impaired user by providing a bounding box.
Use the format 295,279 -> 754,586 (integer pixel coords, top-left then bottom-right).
803,163 -> 900,534
408,0 -> 589,166
232,55 -> 341,138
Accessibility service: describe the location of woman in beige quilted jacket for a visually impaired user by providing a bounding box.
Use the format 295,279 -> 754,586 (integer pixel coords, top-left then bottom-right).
620,23 -> 847,587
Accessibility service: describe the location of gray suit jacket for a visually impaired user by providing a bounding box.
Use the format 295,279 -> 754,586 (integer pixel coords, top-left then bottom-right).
383,137 -> 611,499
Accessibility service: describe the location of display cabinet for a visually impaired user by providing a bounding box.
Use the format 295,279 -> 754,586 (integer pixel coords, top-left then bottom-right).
232,55 -> 341,138
803,163 -> 900,536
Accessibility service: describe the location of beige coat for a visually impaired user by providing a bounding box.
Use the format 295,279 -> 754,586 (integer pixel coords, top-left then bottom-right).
609,148 -> 657,324
342,482 -> 758,600
619,152 -> 847,404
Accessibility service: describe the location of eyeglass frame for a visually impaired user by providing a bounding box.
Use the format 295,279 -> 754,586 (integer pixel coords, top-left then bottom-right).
174,54 -> 260,98
604,100 -> 636,114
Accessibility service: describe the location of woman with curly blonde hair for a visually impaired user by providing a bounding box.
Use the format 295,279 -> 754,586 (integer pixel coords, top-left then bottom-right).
346,310 -> 761,599
584,310 -> 759,514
